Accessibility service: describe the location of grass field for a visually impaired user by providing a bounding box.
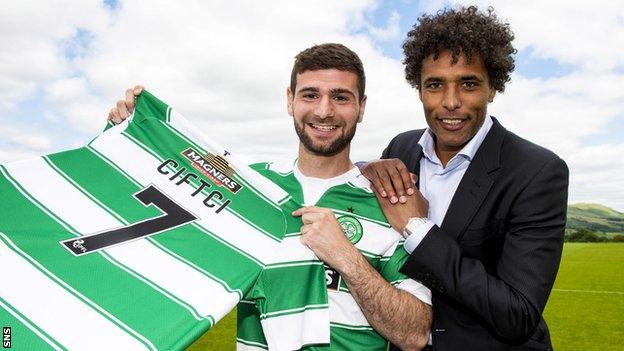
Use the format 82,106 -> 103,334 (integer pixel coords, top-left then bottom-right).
188,243 -> 624,350
544,243 -> 624,350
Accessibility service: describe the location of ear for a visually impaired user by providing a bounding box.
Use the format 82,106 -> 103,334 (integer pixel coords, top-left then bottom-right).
418,88 -> 423,102
357,95 -> 367,123
488,88 -> 496,103
287,87 -> 294,117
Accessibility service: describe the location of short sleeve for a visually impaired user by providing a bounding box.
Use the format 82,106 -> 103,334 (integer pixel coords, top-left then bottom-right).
380,241 -> 432,305
236,300 -> 268,350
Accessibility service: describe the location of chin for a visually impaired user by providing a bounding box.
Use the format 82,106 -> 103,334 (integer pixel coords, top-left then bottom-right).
439,137 -> 468,150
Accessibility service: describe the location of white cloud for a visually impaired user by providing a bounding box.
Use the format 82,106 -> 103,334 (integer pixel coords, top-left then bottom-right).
0,1 -> 108,112
490,71 -> 624,156
486,0 -> 624,72
43,77 -> 109,134
567,143 -> 624,211
0,126 -> 51,151
0,123 -> 54,163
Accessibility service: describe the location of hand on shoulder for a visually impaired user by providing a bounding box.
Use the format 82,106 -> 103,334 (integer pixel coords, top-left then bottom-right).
359,159 -> 416,204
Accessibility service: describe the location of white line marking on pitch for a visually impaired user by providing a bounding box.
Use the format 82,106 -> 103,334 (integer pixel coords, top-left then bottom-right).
552,288 -> 624,295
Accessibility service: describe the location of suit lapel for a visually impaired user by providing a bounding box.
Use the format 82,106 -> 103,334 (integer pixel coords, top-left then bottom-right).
439,118 -> 506,240
400,129 -> 425,188
410,146 -> 424,187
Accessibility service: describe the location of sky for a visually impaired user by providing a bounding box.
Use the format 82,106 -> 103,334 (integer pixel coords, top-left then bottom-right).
1,0 -> 623,211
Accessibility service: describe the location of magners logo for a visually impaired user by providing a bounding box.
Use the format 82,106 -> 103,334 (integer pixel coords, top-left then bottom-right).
182,148 -> 242,193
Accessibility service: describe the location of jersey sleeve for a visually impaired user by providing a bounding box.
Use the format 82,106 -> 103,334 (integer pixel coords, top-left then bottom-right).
236,299 -> 268,350
380,241 -> 432,305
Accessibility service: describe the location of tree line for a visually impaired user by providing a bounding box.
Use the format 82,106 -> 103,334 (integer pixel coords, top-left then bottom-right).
565,228 -> 624,242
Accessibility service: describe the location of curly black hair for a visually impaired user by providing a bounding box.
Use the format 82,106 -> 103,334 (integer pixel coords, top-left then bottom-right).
403,6 -> 516,92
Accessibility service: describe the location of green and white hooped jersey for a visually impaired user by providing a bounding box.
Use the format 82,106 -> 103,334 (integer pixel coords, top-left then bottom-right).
237,161 -> 432,351
0,91 -> 328,350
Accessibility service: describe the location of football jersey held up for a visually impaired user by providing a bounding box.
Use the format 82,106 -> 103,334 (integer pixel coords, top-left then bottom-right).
0,91 -> 328,350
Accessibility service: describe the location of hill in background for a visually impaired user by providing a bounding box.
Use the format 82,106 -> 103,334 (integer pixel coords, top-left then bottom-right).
567,203 -> 624,234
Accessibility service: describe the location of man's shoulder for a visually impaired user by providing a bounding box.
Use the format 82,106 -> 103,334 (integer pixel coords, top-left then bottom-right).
382,129 -> 426,159
390,129 -> 427,145
249,160 -> 300,192
475,118 -> 567,173
501,129 -> 565,166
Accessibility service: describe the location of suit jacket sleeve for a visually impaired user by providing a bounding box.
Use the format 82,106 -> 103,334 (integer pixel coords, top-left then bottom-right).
400,151 -> 569,342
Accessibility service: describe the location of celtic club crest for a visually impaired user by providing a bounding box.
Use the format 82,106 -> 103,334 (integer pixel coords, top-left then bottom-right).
337,215 -> 363,244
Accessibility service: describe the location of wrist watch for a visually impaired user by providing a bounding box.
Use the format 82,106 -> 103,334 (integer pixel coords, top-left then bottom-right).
402,217 -> 429,239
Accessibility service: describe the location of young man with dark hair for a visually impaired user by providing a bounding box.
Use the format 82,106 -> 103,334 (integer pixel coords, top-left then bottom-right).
361,6 -> 568,350
107,43 -> 432,350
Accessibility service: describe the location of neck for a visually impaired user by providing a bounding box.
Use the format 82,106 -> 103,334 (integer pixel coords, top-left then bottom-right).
434,147 -> 459,168
297,144 -> 353,178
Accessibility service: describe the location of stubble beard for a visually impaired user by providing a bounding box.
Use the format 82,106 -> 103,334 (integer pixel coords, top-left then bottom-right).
294,119 -> 357,157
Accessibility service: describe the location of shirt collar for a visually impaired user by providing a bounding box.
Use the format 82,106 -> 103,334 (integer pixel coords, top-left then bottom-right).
292,159 -> 374,194
293,160 -> 362,188
418,115 -> 494,164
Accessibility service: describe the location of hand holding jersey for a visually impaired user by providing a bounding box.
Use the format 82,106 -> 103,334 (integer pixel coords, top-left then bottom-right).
294,206 -> 357,269
108,85 -> 143,124
293,203 -> 432,351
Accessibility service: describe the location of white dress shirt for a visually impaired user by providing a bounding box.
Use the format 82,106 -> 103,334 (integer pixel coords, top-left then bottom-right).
404,116 -> 494,253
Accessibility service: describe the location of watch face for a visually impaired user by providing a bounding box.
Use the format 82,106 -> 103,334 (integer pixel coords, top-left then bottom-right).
406,217 -> 427,234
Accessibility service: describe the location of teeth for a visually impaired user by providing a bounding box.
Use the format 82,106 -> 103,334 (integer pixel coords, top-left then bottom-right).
441,119 -> 462,125
312,124 -> 337,131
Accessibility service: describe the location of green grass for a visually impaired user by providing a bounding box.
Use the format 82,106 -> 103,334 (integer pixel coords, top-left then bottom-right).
544,243 -> 624,350
187,309 -> 236,351
186,243 -> 624,350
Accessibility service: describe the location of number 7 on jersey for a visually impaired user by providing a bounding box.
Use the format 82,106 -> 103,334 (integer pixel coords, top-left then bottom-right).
60,185 -> 198,256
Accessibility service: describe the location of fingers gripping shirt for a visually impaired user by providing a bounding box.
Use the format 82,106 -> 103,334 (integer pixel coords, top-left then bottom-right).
0,91 -> 329,351
237,162 -> 432,351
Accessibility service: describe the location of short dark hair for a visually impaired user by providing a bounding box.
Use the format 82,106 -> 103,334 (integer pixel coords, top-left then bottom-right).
290,43 -> 366,100
403,6 -> 516,92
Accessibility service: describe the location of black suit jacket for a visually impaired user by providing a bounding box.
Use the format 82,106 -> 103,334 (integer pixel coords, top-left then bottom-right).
383,118 -> 568,350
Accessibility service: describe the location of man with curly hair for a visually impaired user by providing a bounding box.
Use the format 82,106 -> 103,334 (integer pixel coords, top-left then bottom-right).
361,6 -> 568,350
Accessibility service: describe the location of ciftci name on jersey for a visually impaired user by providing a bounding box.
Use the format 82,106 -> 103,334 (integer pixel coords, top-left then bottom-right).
156,147 -> 244,215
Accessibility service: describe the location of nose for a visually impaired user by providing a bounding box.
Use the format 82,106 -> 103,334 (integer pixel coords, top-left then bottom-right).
442,85 -> 461,111
314,95 -> 334,119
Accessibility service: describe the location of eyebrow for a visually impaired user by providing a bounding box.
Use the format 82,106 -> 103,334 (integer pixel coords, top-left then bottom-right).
459,75 -> 484,81
297,87 -> 319,94
423,75 -> 485,83
296,87 -> 356,97
330,88 -> 356,97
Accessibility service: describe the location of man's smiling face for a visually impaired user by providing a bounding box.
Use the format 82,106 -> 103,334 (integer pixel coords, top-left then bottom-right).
288,68 -> 366,157
419,50 -> 495,158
